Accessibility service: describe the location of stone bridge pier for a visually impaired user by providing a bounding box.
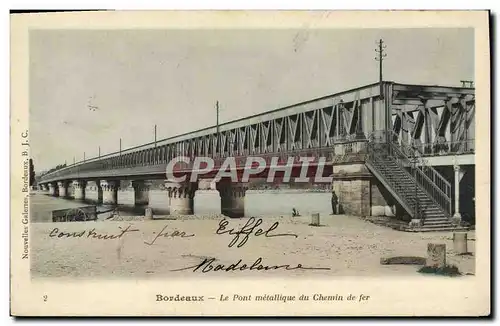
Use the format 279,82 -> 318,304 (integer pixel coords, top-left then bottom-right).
100,180 -> 119,205
331,163 -> 400,217
57,181 -> 69,198
132,180 -> 150,206
48,183 -> 58,196
72,180 -> 87,200
165,181 -> 198,215
85,181 -> 103,204
216,181 -> 247,218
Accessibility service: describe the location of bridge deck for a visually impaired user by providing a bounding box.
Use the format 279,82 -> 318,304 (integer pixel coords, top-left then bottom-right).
38,81 -> 475,183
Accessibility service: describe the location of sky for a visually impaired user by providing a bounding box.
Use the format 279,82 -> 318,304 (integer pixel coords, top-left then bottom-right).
29,28 -> 474,172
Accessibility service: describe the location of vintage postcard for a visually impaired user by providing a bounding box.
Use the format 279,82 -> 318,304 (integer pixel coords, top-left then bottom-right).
10,10 -> 490,316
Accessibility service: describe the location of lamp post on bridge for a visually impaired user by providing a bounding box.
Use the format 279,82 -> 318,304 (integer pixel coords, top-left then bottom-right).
216,101 -> 220,155
375,39 -> 387,100
375,39 -> 389,145
154,124 -> 157,148
216,101 -> 220,136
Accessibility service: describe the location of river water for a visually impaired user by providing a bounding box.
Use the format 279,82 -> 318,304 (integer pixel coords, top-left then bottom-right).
30,190 -> 333,223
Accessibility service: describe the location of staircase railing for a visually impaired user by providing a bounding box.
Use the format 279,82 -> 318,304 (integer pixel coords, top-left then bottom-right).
366,141 -> 419,218
367,130 -> 452,218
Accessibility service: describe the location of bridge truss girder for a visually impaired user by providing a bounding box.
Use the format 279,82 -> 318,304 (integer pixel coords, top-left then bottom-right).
391,84 -> 475,154
39,82 -> 475,183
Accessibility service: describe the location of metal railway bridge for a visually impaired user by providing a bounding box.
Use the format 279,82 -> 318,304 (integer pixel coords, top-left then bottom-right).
37,81 -> 475,230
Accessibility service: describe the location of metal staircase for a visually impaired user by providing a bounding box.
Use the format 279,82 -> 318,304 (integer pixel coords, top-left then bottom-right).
365,131 -> 466,231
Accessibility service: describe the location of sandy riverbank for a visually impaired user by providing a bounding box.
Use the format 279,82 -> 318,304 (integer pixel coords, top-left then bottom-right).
30,214 -> 475,279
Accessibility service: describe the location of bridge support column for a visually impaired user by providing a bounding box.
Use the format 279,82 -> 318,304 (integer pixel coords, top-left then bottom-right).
217,182 -> 247,218
166,181 -> 197,215
132,181 -> 150,206
100,180 -> 119,205
85,181 -> 103,203
72,180 -> 87,200
57,181 -> 69,198
48,183 -> 58,196
452,164 -> 465,224
331,164 -> 371,216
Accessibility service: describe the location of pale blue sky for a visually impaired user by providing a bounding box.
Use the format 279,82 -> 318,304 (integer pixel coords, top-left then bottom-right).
30,28 -> 474,172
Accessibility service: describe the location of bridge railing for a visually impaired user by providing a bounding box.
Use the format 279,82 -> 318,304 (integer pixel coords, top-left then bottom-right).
411,139 -> 475,157
368,130 -> 452,218
38,139 -> 167,181
38,139 -> 370,182
171,142 -> 368,173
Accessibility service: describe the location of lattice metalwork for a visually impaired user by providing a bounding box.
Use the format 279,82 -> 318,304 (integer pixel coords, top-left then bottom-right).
39,82 -> 475,183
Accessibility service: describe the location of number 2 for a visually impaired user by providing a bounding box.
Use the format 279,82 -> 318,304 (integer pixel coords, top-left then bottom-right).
43,295 -> 48,302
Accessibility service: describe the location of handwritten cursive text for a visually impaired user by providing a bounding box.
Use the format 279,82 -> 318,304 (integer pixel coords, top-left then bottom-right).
216,217 -> 298,248
48,225 -> 139,240
171,257 -> 331,273
144,224 -> 195,246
